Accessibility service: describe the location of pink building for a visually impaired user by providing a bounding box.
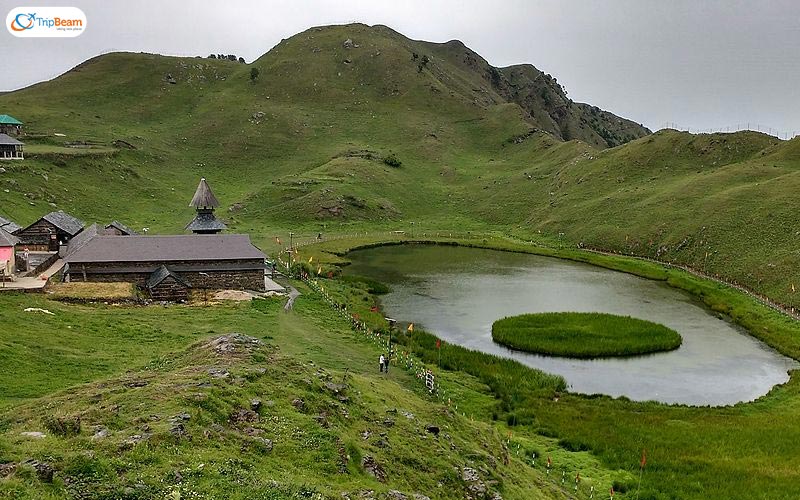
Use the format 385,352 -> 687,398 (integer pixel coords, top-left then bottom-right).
0,228 -> 19,277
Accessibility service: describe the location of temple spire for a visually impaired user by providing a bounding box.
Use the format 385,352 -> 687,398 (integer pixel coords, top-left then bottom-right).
186,178 -> 226,234
190,177 -> 220,209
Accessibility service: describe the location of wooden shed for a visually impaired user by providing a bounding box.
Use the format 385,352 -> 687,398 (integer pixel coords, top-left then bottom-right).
103,220 -> 138,236
146,265 -> 191,302
16,210 -> 85,250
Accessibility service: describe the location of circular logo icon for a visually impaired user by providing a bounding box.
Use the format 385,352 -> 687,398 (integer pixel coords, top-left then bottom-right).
10,13 -> 34,31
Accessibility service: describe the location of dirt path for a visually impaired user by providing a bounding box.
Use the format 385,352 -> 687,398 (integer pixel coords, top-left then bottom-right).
284,286 -> 300,311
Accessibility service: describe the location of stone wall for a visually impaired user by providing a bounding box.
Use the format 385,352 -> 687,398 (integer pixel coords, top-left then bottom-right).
65,259 -> 266,292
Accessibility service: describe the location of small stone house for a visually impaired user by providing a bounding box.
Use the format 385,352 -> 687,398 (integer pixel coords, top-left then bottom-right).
16,210 -> 85,251
146,265 -> 191,301
103,221 -> 138,236
0,228 -> 19,278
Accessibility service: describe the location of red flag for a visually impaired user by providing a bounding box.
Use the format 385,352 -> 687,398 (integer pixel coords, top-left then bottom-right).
435,339 -> 441,349
640,448 -> 647,469
547,456 -> 552,467
610,486 -> 615,497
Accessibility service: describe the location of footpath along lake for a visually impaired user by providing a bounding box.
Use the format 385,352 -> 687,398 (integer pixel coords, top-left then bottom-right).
344,244 -> 799,405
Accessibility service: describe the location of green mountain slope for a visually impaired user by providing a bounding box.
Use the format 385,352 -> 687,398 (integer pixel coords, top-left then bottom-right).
0,292 -> 620,499
0,22 -> 798,306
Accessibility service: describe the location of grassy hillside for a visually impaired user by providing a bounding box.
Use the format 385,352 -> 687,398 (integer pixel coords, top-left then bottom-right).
0,291 -> 623,499
0,23 -> 797,308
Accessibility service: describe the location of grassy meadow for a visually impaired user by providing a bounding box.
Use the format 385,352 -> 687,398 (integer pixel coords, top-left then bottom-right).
491,312 -> 682,358
0,291 -> 622,499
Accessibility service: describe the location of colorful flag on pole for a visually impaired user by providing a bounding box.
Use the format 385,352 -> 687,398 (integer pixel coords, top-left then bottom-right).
547,456 -> 552,467
407,323 -> 414,332
317,266 -> 322,275
308,256 -> 313,263
640,448 -> 647,469
610,486 -> 614,498
792,283 -> 796,293
436,339 -> 441,349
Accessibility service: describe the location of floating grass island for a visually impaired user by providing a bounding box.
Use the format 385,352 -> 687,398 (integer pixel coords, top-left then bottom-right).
492,312 -> 682,358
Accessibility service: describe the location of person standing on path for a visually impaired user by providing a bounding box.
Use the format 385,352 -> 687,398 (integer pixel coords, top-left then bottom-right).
379,354 -> 385,373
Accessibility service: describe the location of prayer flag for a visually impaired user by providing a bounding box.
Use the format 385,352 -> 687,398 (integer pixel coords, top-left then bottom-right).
407,323 -> 414,332
436,339 -> 441,349
640,448 -> 647,469
308,256 -> 313,263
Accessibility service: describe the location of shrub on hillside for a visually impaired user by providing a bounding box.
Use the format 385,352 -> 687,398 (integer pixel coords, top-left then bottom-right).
383,153 -> 402,168
43,414 -> 81,437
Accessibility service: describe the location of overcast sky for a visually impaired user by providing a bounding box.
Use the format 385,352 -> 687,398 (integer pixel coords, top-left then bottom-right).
3,0 -> 800,135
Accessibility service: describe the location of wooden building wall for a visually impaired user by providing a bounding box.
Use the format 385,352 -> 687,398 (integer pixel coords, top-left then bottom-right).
66,258 -> 265,291
16,220 -> 75,248
149,277 -> 189,302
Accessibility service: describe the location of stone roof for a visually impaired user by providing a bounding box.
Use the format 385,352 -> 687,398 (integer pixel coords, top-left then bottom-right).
0,133 -> 23,146
0,115 -> 22,125
41,210 -> 85,235
146,265 -> 191,289
0,215 -> 21,234
190,178 -> 220,208
185,211 -> 227,232
64,234 -> 266,264
63,223 -> 98,257
0,227 -> 19,247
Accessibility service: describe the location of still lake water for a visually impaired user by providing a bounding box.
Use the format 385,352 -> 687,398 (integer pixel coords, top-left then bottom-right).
344,244 -> 798,406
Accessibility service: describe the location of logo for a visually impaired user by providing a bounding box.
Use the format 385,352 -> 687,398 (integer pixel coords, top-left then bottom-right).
10,12 -> 35,31
7,6 -> 86,37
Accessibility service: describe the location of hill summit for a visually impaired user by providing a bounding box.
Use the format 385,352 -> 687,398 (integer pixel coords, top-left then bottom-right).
254,24 -> 650,148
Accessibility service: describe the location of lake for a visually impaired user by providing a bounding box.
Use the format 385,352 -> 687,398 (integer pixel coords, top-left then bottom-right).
344,244 -> 798,406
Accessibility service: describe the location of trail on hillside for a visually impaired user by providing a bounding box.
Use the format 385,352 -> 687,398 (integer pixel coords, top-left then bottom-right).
284,286 -> 300,311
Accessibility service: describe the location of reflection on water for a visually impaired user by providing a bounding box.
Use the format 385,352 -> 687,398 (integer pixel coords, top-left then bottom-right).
345,244 -> 798,406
